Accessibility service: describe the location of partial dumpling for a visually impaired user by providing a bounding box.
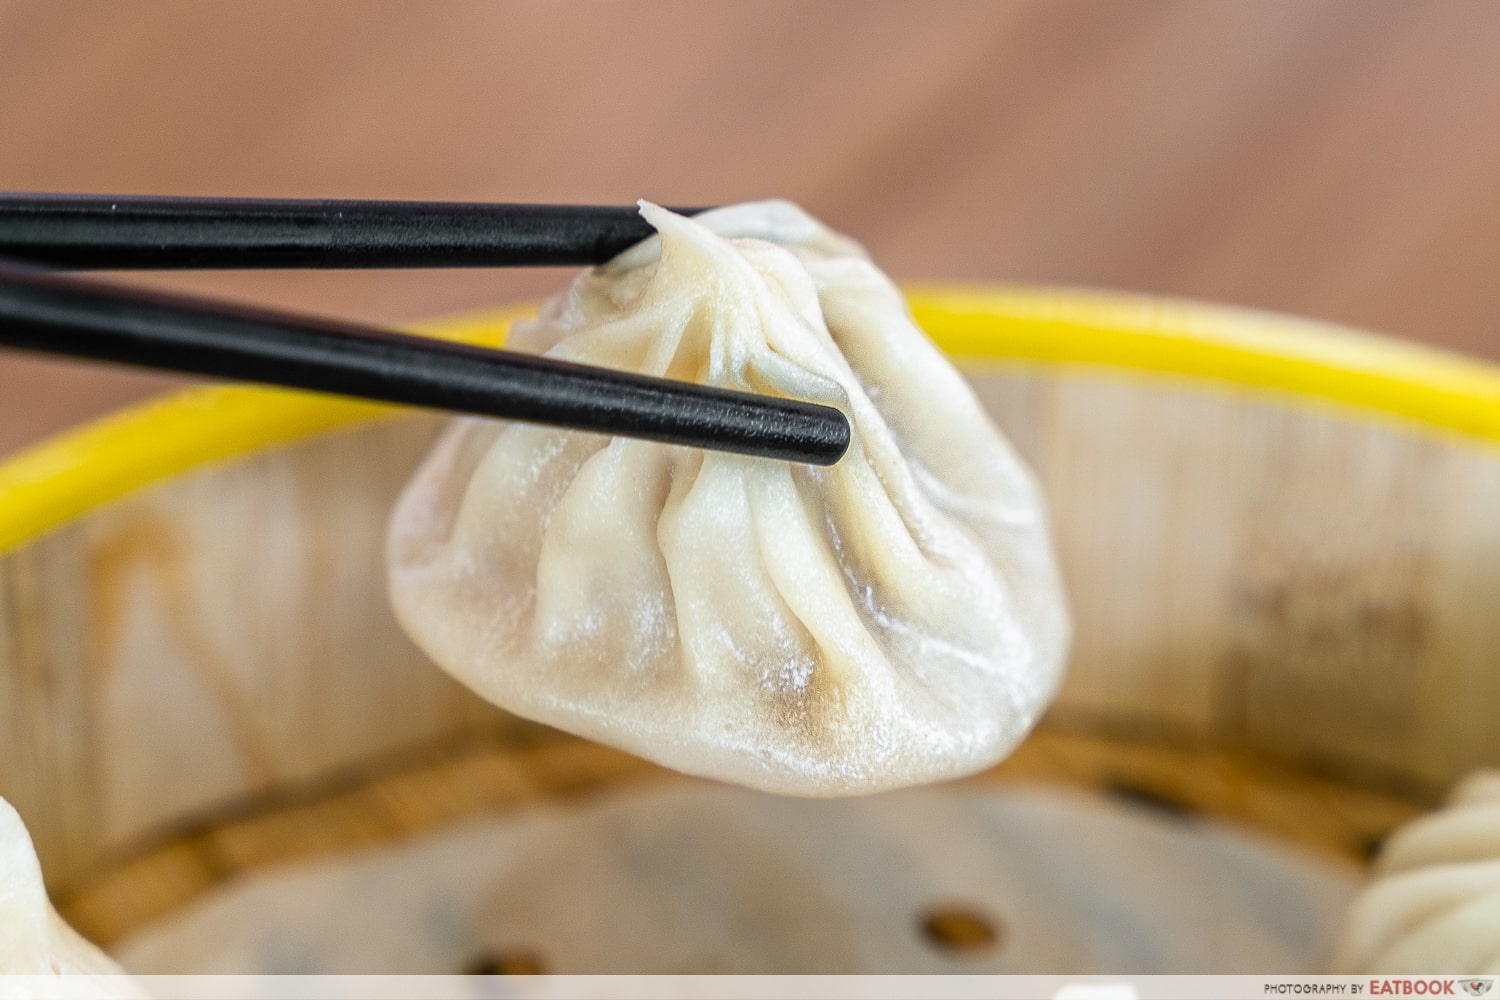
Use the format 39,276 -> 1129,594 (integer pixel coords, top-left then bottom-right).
1,797 -> 144,995
1332,771 -> 1500,973
387,201 -> 1070,796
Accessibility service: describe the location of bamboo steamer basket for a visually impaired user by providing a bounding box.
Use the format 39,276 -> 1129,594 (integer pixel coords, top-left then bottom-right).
2,287 -> 1498,951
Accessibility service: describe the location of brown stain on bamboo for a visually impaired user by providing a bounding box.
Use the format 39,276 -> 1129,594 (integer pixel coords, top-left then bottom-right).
86,512 -> 280,790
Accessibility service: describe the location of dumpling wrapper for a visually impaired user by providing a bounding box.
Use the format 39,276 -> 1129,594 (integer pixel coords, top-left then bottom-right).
387,201 -> 1070,796
1332,770 -> 1500,973
0,797 -> 144,997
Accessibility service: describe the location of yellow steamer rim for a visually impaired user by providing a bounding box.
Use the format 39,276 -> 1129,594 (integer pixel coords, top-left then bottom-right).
4,286 -> 1500,558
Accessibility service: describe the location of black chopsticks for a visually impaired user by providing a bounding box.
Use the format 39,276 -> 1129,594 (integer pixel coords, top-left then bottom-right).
0,194 -> 851,464
0,259 -> 851,466
0,193 -> 705,270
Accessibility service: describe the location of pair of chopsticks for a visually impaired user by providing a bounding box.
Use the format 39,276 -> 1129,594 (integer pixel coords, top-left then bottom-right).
0,194 -> 850,465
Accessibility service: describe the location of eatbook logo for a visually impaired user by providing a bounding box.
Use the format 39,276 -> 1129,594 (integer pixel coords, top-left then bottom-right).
1462,982 -> 1494,998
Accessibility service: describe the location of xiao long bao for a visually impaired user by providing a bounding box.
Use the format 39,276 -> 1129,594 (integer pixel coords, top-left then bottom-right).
387,201 -> 1071,796
0,797 -> 143,995
1334,770 -> 1500,974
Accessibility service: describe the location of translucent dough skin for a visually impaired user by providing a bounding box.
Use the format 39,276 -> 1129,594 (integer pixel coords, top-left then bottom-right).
1332,771 -> 1500,974
0,798 -> 140,989
387,201 -> 1071,796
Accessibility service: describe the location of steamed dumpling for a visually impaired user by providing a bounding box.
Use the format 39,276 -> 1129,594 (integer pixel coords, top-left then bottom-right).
1332,771 -> 1500,973
387,201 -> 1070,796
1,797 -> 143,995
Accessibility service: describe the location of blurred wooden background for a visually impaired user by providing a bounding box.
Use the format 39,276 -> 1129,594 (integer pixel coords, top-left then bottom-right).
3,0 -> 1500,456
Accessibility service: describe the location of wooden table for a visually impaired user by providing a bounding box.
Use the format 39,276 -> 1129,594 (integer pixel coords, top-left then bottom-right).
4,1 -> 1500,455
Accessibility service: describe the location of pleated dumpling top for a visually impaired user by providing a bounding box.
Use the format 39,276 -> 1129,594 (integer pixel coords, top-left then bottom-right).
1333,771 -> 1500,974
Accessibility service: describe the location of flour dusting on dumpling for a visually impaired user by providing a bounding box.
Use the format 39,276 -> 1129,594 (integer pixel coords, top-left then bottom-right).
387,201 -> 1070,796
